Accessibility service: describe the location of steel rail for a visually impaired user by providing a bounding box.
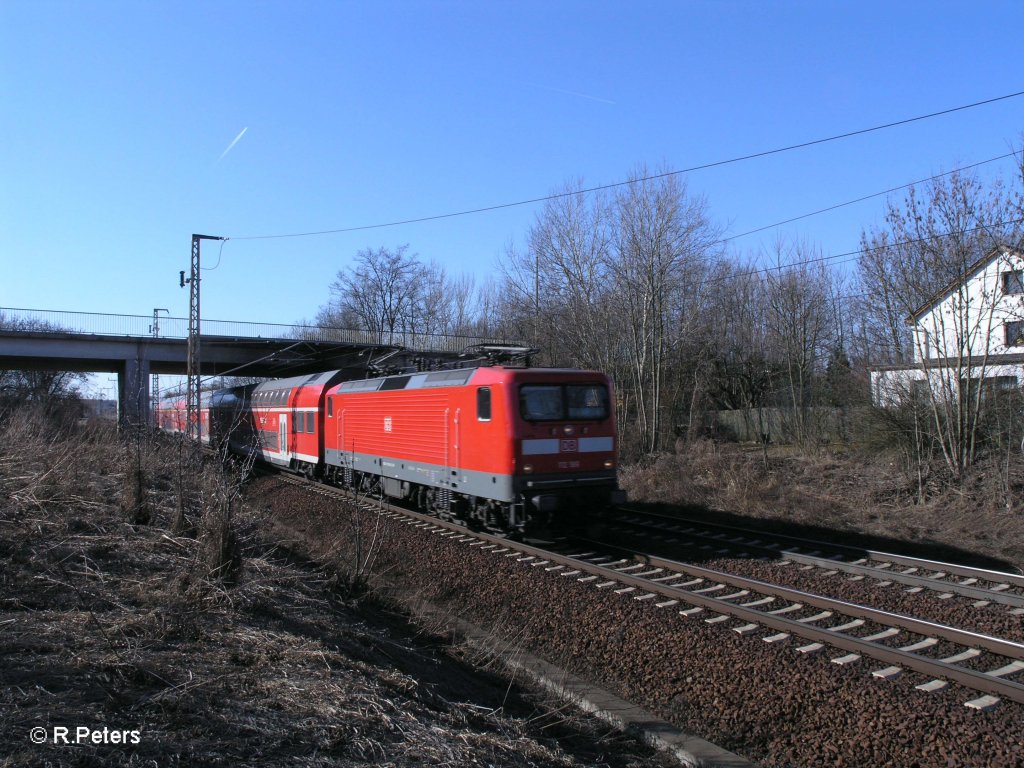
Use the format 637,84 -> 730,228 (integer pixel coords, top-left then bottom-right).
534,538 -> 1024,705
570,539 -> 1024,660
616,506 -> 1024,589
607,514 -> 1024,609
271,474 -> 1024,705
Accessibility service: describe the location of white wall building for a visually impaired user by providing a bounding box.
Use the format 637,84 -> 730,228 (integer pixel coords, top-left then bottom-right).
871,246 -> 1024,406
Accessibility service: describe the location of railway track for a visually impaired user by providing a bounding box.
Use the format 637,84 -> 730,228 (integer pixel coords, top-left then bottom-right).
551,539 -> 1024,709
604,507 -> 1024,610
270,472 -> 1024,711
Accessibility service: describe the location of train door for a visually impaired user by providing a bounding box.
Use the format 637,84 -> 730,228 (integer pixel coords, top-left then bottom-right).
453,407 -> 461,472
279,414 -> 287,459
337,405 -> 350,478
340,410 -> 346,466
443,407 -> 450,478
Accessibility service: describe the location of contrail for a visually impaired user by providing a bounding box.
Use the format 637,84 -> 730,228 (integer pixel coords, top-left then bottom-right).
217,127 -> 248,163
532,84 -> 616,105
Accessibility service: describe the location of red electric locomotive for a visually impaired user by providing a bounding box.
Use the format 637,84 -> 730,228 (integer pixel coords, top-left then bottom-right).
322,366 -> 624,533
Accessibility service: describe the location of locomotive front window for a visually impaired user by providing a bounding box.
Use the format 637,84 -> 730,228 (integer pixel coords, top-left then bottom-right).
519,384 -> 609,421
520,386 -> 563,420
566,384 -> 609,420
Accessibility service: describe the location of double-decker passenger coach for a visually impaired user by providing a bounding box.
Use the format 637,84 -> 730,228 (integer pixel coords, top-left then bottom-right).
246,370 -> 348,477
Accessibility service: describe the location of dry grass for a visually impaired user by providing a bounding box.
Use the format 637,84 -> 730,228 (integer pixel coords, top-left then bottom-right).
621,438 -> 1024,570
0,409 -> 663,767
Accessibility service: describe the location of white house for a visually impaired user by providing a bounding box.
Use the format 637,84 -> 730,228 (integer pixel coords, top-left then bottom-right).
871,245 -> 1024,406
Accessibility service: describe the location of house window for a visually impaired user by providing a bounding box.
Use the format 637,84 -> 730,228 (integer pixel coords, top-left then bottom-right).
1002,270 -> 1024,295
1006,321 -> 1024,347
910,379 -> 930,402
989,376 -> 1019,393
962,376 -> 1020,401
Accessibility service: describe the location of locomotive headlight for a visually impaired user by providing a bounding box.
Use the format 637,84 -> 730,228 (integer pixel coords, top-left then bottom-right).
603,460 -> 615,469
563,425 -> 575,435
523,463 -> 534,473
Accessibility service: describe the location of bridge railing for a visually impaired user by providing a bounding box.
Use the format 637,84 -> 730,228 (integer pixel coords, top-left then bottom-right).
0,306 -> 509,355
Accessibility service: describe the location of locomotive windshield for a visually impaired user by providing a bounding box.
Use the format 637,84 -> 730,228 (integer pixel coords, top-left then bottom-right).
519,384 -> 609,421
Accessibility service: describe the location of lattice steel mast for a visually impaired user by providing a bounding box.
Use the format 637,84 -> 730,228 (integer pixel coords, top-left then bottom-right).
182,234 -> 224,440
150,308 -> 168,428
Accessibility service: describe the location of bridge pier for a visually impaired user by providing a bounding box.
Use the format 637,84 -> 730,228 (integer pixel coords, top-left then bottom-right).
118,352 -> 150,429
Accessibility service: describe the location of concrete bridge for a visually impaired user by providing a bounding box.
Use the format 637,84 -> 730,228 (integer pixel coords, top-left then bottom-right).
0,307 -> 509,426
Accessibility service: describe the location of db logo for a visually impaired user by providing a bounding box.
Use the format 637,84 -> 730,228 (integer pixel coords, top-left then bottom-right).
559,438 -> 578,453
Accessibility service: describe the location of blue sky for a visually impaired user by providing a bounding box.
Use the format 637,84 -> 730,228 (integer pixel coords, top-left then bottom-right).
2,0 -> 1023,338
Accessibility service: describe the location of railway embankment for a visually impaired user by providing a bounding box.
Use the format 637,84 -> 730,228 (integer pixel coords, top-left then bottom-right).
0,414 -> 671,767
253,475 -> 1024,768
5,409 -> 1021,766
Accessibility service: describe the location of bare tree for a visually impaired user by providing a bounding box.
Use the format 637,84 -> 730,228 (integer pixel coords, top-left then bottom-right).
858,169 -> 1023,362
409,261 -> 475,337
610,167 -> 720,454
763,238 -> 837,444
857,167 -> 1024,477
318,246 -> 482,346
446,272 -> 480,336
703,262 -> 769,410
321,245 -> 425,344
0,313 -> 87,406
511,181 -> 618,370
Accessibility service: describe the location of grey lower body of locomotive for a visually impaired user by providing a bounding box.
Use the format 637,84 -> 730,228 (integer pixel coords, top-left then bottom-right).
324,447 -> 622,512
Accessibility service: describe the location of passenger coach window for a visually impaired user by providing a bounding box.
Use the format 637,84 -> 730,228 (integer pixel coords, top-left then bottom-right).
306,412 -> 315,433
327,397 -> 334,417
477,387 -> 491,421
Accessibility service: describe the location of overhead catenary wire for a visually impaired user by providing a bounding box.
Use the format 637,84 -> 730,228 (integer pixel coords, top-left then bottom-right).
720,151 -> 1021,245
161,91 -> 1021,398
206,148 -> 1021,307
145,216 -> 1023,401
714,215 -> 1024,287
226,89 -> 1024,242
201,239 -> 228,272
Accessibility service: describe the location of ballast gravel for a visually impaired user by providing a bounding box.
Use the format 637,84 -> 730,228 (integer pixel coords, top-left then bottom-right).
255,478 -> 1024,768
602,527 -> 1024,644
